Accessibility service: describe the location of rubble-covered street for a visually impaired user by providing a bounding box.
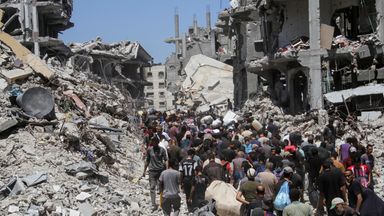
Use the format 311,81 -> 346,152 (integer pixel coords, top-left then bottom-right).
1,0 -> 384,216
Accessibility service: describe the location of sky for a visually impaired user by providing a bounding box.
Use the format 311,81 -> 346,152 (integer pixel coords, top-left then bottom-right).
60,0 -> 227,64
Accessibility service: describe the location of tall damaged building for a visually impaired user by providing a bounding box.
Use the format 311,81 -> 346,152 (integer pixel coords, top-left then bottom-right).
162,8 -> 235,112
222,0 -> 384,117
0,1 -> 154,109
0,0 -> 73,57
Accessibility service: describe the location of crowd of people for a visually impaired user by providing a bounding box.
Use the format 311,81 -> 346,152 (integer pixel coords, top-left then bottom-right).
140,109 -> 384,216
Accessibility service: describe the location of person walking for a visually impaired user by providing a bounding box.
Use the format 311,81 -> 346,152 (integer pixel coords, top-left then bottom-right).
159,159 -> 181,216
282,188 -> 312,216
142,137 -> 168,212
179,149 -> 197,212
236,168 -> 262,216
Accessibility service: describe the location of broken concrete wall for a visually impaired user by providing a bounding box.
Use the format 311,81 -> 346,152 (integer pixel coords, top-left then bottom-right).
279,0 -> 309,47
0,0 -> 73,57
180,54 -> 234,110
69,39 -> 153,107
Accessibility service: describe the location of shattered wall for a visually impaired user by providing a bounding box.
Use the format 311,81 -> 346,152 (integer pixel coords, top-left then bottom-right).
180,54 -> 234,112
0,0 -> 73,57
217,0 -> 384,116
69,39 -> 153,108
278,0 -> 309,47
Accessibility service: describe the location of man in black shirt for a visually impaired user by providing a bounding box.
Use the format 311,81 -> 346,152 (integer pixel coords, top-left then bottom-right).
179,149 -> 197,212
344,169 -> 363,214
318,159 -> 346,214
189,165 -> 209,210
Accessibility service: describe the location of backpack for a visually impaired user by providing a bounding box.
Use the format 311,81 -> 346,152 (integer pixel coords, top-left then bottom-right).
274,181 -> 291,211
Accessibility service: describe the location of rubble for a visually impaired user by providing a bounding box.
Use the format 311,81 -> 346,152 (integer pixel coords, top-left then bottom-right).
0,35 -> 158,216
178,54 -> 234,112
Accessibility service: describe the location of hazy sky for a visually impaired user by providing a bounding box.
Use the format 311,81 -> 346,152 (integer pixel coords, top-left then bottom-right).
60,0 -> 227,64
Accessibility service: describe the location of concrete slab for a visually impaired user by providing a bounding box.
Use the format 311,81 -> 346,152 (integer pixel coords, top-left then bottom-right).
1,68 -> 33,82
78,203 -> 96,216
0,118 -> 18,133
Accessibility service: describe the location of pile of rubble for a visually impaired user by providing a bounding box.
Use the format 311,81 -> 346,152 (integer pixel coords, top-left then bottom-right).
0,33 -> 159,215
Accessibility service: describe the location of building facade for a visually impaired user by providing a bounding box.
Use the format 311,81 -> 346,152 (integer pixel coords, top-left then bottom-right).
144,65 -> 174,111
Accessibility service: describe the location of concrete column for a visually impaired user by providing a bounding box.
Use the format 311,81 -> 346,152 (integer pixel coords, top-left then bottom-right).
206,6 -> 211,32
23,0 -> 32,40
174,12 -> 179,55
182,33 -> 187,58
32,0 -> 40,56
377,0 -> 384,43
193,14 -> 198,35
309,0 -> 320,49
308,0 -> 323,110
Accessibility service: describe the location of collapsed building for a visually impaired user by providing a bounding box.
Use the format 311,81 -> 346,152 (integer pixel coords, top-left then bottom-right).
163,0 -> 384,117
0,0 -> 153,106
161,9 -> 235,112
222,0 -> 384,117
0,0 -> 73,57
0,2 -> 160,215
69,38 -> 153,109
180,54 -> 234,113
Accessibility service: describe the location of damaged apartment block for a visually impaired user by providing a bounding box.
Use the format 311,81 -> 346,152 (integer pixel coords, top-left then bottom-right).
0,0 -> 73,57
225,0 -> 384,117
69,38 -> 153,109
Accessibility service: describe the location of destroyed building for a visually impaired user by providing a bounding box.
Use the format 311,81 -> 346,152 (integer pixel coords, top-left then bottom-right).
221,0 -> 384,117
162,9 -> 235,111
69,38 -> 153,109
164,9 -> 217,93
0,0 -> 73,57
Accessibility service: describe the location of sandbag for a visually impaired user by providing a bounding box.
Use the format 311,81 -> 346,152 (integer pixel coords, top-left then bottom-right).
252,119 -> 262,131
205,180 -> 241,216
201,115 -> 214,125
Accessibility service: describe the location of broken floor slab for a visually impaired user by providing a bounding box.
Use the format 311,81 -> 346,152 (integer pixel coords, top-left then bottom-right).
0,118 -> 18,133
324,84 -> 384,103
21,172 -> 48,187
78,203 -> 97,216
0,31 -> 54,80
358,111 -> 382,122
1,68 -> 33,83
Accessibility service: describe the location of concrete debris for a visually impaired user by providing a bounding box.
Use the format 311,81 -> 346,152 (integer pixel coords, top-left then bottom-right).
177,54 -> 234,112
78,203 -> 96,216
75,192 -> 92,202
8,205 -> 19,213
0,30 -> 152,215
0,78 -> 7,90
0,118 -> 18,133
0,31 -> 55,80
1,68 -> 33,82
21,172 -> 48,187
